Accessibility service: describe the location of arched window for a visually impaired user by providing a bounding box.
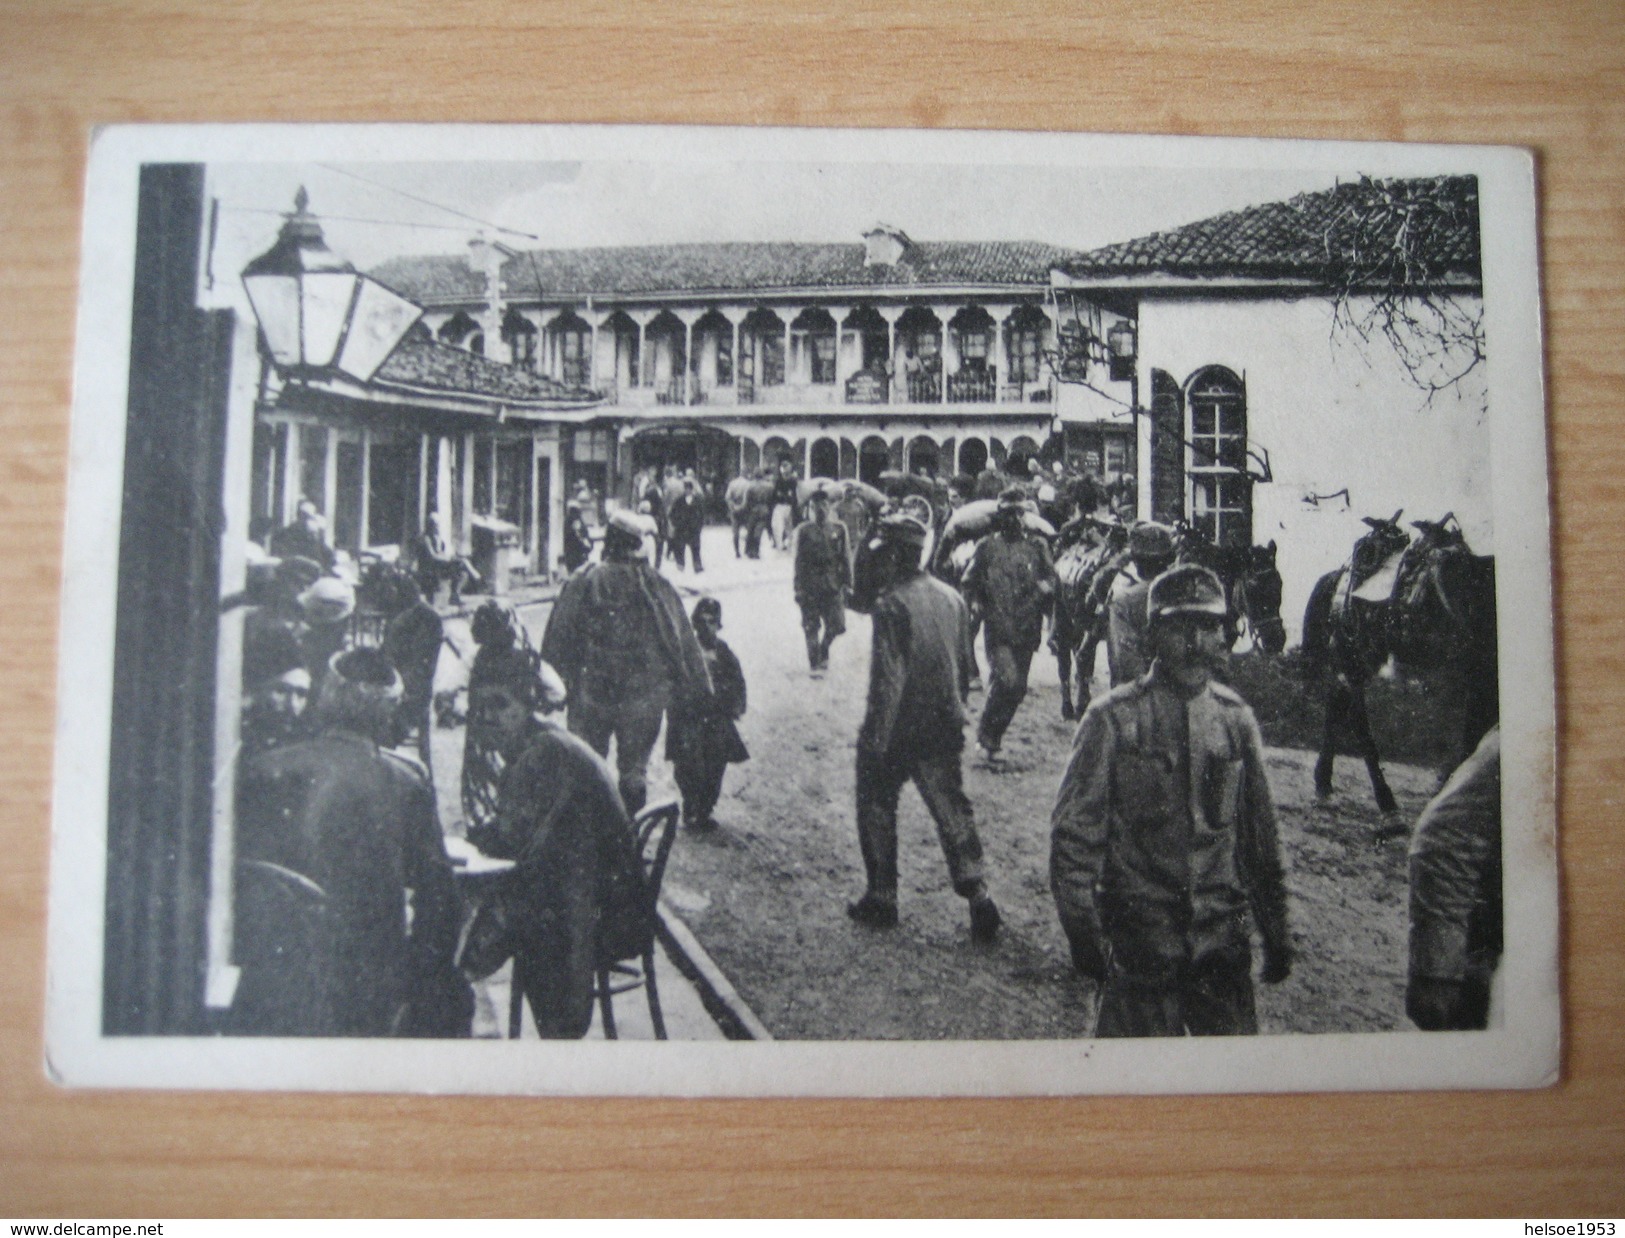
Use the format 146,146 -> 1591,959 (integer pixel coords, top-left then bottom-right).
810,437 -> 840,478
1185,366 -> 1250,547
438,311 -> 482,355
547,310 -> 591,387
502,308 -> 538,370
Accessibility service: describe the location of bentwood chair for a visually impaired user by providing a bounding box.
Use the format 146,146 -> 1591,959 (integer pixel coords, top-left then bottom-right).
595,798 -> 682,1040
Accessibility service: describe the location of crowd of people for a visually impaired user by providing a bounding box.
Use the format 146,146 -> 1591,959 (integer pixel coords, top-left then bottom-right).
224,455 -> 1503,1043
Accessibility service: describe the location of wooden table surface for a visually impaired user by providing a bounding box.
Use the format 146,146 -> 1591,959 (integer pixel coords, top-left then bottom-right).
2,0 -> 1621,1217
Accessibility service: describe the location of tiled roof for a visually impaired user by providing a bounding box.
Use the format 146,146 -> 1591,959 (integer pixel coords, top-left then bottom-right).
1059,176 -> 1481,285
372,240 -> 1080,302
372,337 -> 598,406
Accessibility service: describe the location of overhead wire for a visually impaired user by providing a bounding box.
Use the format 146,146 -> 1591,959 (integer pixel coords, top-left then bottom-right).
313,163 -> 542,241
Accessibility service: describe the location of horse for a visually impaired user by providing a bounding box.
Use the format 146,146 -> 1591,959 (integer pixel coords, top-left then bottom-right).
1171,523 -> 1287,655
1049,519 -> 1128,719
1302,511 -> 1497,818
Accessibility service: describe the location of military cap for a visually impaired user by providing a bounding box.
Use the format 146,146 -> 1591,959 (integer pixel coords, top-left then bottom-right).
1147,564 -> 1227,623
1128,521 -> 1176,559
692,596 -> 723,626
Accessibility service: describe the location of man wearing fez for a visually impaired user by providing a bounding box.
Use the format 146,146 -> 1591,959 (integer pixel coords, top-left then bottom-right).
1105,521 -> 1176,687
1051,565 -> 1291,1038
232,647 -> 465,1038
961,487 -> 1057,761
848,513 -> 1002,943
541,509 -> 712,815
464,650 -> 646,1039
791,485 -> 851,675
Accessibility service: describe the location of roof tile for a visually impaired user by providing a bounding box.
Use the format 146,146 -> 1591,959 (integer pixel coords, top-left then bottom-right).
1060,176 -> 1481,285
373,337 -> 597,405
373,240 -> 1080,302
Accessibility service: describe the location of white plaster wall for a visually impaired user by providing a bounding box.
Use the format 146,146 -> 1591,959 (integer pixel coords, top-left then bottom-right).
1137,292 -> 1491,645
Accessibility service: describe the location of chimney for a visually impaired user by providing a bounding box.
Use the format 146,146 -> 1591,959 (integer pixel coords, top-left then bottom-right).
862,224 -> 911,268
469,232 -> 518,362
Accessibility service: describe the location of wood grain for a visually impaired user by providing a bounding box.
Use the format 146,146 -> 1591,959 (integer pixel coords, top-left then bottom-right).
2,0 -> 1621,1216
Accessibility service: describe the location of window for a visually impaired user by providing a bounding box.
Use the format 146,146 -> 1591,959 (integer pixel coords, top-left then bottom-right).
559,329 -> 589,387
573,428 -> 612,463
716,333 -> 733,385
1186,367 -> 1250,547
957,328 -> 989,371
511,330 -> 537,369
761,333 -> 785,387
1010,324 -> 1042,382
1104,434 -> 1130,479
811,331 -> 837,384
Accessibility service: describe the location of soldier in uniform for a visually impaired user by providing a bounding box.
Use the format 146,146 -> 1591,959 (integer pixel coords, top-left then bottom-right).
1104,521 -> 1176,687
791,485 -> 851,675
961,488 -> 1057,760
1407,725 -> 1502,1031
1050,565 -> 1292,1037
541,509 -> 712,814
848,513 -> 1002,943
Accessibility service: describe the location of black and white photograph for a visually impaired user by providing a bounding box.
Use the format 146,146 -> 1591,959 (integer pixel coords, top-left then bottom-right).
46,124 -> 1556,1095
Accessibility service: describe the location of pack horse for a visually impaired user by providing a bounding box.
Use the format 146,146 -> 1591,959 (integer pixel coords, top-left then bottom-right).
1302,511 -> 1498,817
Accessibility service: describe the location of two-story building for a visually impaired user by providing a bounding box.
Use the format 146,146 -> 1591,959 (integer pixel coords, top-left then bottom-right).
1050,174 -> 1487,642
371,226 -> 1141,513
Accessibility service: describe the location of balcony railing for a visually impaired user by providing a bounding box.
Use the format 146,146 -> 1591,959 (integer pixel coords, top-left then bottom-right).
947,367 -> 997,404
599,367 -> 1050,410
906,371 -> 942,403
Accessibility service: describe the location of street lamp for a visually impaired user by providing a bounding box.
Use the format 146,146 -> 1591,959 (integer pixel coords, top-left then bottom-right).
1107,318 -> 1137,383
241,187 -> 422,383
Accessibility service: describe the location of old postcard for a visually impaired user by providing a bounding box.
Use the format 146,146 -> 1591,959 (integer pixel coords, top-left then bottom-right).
45,124 -> 1556,1095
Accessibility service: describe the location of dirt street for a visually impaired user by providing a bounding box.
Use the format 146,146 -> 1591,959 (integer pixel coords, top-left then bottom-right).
434,526 -> 1438,1040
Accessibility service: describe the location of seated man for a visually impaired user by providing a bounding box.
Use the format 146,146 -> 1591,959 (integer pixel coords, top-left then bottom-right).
465,650 -> 647,1039
415,513 -> 480,604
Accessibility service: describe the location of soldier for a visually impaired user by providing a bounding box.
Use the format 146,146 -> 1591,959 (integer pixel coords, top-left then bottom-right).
848,513 -> 1001,943
791,485 -> 851,675
540,509 -> 712,814
231,647 -> 465,1038
1050,565 -> 1292,1037
1407,725 -> 1502,1031
961,488 -> 1057,760
1104,521 -> 1176,687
